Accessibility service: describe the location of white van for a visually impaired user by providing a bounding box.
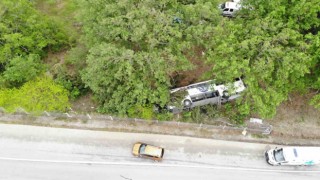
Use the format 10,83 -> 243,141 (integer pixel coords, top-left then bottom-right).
265,147 -> 320,166
219,1 -> 242,17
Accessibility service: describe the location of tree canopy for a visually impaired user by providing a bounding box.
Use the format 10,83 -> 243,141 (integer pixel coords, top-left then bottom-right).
79,0 -> 222,114
77,0 -> 320,118
0,0 -> 318,118
0,0 -> 68,88
204,0 -> 320,118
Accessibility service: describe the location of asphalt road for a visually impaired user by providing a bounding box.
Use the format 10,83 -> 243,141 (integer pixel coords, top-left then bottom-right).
0,124 -> 319,180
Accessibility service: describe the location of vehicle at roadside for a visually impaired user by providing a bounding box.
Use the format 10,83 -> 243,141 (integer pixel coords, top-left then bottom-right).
219,1 -> 242,17
265,147 -> 320,166
167,77 -> 246,113
132,142 -> 165,161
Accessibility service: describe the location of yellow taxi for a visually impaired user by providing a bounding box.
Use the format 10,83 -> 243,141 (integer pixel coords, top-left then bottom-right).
132,142 -> 164,161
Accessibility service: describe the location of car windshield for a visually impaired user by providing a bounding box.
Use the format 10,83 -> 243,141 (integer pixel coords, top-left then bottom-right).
274,149 -> 285,162
221,3 -> 226,9
139,144 -> 146,154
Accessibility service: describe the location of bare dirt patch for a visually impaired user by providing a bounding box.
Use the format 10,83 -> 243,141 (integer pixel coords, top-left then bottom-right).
269,93 -> 320,141
44,50 -> 66,65
71,93 -> 98,113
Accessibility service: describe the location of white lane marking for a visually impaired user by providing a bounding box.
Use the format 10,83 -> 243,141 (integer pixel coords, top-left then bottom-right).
0,157 -> 319,173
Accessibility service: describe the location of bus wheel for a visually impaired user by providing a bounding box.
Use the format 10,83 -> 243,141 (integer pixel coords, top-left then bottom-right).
183,100 -> 192,108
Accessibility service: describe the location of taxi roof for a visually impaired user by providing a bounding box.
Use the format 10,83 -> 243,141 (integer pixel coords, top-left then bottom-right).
144,145 -> 163,158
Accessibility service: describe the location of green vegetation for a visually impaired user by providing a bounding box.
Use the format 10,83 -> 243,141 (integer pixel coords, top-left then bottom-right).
3,54 -> 45,87
76,0 -> 320,121
33,0 -> 79,44
0,0 -> 68,65
33,0 -> 86,100
78,0 -> 222,115
0,76 -> 70,113
205,0 -> 320,118
0,0 -> 70,111
0,0 -> 319,122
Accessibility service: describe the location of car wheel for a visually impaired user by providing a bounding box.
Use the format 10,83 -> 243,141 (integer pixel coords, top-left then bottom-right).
183,100 -> 192,108
222,90 -> 229,99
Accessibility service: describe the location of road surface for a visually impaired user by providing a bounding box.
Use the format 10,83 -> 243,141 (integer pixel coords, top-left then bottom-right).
0,124 -> 319,180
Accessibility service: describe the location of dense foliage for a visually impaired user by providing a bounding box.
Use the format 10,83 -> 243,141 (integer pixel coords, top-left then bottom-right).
0,76 -> 70,113
78,0 -> 222,114
0,0 -> 70,112
204,0 -> 320,118
78,0 -> 320,119
1,0 -> 319,119
0,0 -> 68,87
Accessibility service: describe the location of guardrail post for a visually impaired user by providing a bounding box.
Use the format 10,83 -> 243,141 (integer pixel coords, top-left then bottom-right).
44,111 -> 50,116
242,128 -> 247,136
64,113 -> 72,117
17,107 -> 29,115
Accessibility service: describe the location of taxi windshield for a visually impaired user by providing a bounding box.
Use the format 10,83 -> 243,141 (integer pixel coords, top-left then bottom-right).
139,144 -> 146,154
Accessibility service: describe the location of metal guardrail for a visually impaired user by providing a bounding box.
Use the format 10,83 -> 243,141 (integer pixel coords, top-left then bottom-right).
0,107 -> 273,135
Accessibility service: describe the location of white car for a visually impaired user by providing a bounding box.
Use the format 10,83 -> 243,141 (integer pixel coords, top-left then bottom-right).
219,1 -> 242,17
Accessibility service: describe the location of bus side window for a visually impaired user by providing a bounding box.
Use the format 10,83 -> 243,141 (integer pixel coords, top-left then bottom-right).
191,94 -> 206,102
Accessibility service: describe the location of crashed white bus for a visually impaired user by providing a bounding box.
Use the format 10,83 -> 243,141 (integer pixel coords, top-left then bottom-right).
167,78 -> 246,112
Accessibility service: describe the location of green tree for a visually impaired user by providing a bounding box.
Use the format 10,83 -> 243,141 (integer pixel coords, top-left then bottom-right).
0,0 -> 68,61
82,44 -> 170,114
203,0 -> 319,118
309,33 -> 320,108
78,0 -> 320,119
2,54 -> 45,87
78,0 -> 221,115
0,0 -> 68,88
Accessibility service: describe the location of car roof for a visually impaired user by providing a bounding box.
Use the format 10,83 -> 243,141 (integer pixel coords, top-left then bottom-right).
144,145 -> 163,158
225,2 -> 241,9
